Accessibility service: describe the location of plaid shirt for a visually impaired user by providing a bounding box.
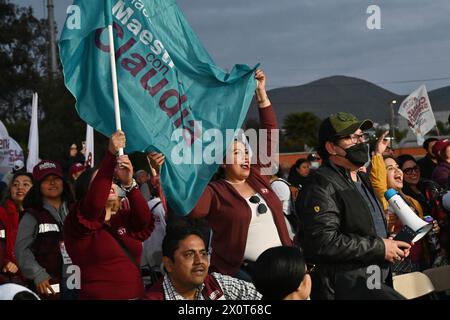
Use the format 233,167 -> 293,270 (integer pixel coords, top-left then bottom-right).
162,272 -> 262,300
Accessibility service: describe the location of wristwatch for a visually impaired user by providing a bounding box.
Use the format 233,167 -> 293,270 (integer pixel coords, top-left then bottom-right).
120,178 -> 138,193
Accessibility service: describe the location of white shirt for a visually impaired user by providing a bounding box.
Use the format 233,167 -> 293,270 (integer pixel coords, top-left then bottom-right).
243,193 -> 282,262
270,179 -> 291,215
142,198 -> 166,271
270,179 -> 296,240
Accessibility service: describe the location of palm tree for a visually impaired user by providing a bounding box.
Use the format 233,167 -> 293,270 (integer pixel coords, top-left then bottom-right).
282,112 -> 321,151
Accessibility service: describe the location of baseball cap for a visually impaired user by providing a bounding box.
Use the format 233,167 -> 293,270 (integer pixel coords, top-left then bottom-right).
319,112 -> 373,144
69,162 -> 86,176
432,139 -> 450,157
32,160 -> 63,182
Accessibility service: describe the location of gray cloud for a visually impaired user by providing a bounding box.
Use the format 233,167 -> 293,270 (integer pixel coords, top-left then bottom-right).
12,0 -> 450,94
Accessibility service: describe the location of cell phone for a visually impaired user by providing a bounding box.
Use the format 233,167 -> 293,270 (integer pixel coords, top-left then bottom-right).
47,283 -> 60,294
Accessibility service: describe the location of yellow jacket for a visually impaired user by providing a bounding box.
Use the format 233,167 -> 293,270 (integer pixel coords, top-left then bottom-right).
370,154 -> 423,217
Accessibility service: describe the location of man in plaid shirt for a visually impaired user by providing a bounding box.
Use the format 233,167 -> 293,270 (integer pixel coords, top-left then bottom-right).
143,219 -> 261,300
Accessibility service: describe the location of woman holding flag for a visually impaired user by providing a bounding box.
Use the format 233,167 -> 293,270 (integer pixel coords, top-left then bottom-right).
64,130 -> 154,300
151,70 -> 292,281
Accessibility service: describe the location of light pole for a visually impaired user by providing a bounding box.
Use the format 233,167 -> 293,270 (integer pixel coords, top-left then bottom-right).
389,99 -> 397,148
47,0 -> 58,78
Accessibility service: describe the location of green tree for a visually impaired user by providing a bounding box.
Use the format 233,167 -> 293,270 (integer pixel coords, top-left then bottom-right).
0,1 -> 109,164
0,0 -> 49,122
429,121 -> 450,136
282,112 -> 320,151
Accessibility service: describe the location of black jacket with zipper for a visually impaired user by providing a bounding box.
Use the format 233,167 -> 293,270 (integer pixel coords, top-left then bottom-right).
297,160 -> 390,300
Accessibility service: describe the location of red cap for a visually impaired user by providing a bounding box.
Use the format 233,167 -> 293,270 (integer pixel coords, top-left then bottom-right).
432,139 -> 450,158
32,160 -> 63,182
69,162 -> 86,176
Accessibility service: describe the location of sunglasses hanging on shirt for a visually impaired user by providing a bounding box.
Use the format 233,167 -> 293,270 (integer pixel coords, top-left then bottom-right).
249,195 -> 268,214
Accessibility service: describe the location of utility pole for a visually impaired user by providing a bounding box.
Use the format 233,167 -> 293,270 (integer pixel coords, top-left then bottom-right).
47,0 -> 58,78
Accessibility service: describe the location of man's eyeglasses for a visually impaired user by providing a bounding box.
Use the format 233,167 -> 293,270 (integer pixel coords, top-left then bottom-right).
402,166 -> 420,175
342,133 -> 370,143
249,195 -> 268,214
306,263 -> 316,275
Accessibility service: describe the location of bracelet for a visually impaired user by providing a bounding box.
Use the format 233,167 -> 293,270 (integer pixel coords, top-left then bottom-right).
120,178 -> 138,193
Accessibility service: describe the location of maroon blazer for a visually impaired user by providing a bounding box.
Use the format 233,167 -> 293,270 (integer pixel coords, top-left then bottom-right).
190,106 -> 292,276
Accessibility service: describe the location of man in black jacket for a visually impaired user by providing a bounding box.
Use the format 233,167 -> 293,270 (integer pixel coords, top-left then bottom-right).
298,112 -> 411,300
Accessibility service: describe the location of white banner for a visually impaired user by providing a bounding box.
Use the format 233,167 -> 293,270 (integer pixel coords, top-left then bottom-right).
0,137 -> 24,170
398,84 -> 436,146
85,124 -> 94,167
26,92 -> 40,173
0,120 -> 10,180
0,120 -> 9,141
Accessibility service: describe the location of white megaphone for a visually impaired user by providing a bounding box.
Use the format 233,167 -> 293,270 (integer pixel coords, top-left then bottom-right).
384,189 -> 432,242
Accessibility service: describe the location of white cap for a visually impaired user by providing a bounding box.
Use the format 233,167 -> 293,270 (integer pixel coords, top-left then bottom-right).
0,283 -> 40,300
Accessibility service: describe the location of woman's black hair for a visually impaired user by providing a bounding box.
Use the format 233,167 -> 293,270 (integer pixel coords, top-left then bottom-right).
396,154 -> 417,170
288,158 -> 309,179
253,246 -> 306,300
0,172 -> 33,207
23,176 -> 74,210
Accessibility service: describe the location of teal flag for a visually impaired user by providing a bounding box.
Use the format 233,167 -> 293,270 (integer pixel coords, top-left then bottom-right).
59,0 -> 257,215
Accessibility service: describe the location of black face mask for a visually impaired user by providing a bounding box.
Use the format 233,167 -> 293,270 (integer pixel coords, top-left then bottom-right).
344,143 -> 369,167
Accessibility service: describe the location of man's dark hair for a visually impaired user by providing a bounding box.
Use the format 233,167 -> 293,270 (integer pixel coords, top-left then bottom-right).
317,144 -> 329,161
423,137 -> 438,151
253,246 -> 306,300
162,217 -> 210,262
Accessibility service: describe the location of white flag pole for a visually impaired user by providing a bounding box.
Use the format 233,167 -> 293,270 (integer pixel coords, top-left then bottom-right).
85,124 -> 95,167
26,92 -> 40,172
106,1 -> 123,156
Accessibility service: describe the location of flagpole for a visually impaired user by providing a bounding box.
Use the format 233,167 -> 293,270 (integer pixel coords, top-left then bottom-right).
106,0 -> 124,155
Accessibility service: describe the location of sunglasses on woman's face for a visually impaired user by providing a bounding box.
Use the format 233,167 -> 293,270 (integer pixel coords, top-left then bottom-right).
402,166 -> 419,175
249,195 -> 268,214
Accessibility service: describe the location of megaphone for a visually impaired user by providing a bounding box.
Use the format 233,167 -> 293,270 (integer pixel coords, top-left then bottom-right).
384,189 -> 432,242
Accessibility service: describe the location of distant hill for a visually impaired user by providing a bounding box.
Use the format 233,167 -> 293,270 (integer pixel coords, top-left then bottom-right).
246,76 -> 450,126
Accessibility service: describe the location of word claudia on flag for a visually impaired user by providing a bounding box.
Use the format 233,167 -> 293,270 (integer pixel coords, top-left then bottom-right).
60,0 -> 258,215
94,0 -> 199,145
405,96 -> 430,127
398,84 -> 436,145
398,85 -> 436,145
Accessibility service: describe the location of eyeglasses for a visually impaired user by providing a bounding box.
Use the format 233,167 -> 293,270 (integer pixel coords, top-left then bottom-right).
342,133 -> 370,143
403,166 -> 419,175
306,263 -> 316,275
249,195 -> 268,214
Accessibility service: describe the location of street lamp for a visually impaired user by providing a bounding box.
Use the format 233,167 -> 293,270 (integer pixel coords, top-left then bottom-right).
389,99 -> 397,148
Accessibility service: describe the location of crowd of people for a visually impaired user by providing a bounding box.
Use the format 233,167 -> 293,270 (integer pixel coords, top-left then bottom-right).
0,69 -> 449,300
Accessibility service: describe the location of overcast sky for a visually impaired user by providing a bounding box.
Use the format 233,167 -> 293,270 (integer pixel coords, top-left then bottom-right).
13,0 -> 450,94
